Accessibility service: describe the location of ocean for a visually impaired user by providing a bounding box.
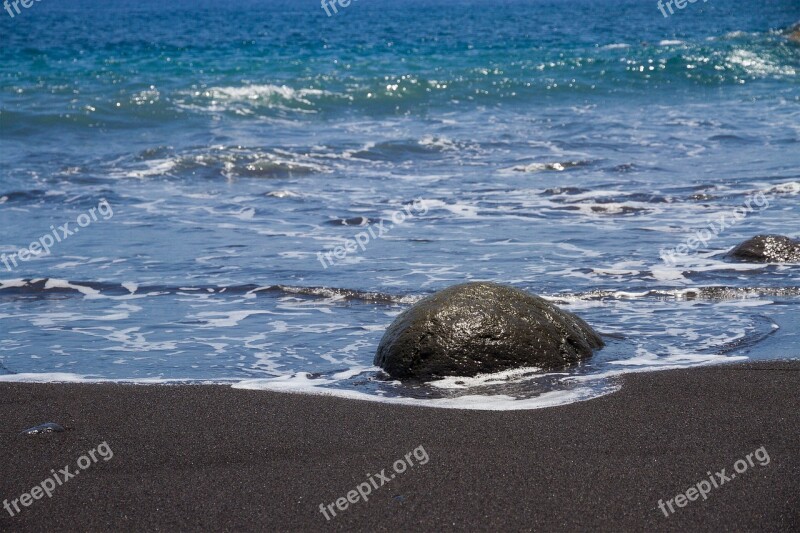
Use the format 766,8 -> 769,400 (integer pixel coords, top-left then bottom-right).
0,0 -> 798,409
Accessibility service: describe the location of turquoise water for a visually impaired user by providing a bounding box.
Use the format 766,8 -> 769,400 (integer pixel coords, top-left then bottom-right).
0,0 -> 798,409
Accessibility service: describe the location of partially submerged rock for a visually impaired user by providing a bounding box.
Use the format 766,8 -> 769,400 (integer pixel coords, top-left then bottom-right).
786,22 -> 800,43
726,235 -> 800,263
374,282 -> 604,380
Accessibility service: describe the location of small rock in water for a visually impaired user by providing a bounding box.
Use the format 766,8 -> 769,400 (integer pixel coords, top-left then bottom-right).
726,235 -> 800,263
786,22 -> 800,43
21,422 -> 66,436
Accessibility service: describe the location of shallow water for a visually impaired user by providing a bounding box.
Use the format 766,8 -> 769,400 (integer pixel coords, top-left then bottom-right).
1,0 -> 798,409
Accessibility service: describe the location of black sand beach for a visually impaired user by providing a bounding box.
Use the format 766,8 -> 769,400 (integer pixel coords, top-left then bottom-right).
1,361 -> 798,532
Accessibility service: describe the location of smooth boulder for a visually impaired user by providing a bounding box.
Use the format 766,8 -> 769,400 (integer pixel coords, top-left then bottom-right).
374,282 -> 604,380
726,235 -> 800,263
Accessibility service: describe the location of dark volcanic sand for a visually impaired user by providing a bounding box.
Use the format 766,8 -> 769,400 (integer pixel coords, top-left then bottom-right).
1,361 -> 798,531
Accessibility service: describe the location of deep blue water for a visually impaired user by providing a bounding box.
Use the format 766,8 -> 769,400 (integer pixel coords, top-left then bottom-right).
1,0 -> 798,409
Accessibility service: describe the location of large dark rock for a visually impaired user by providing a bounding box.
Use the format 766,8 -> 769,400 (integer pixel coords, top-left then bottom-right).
726,235 -> 800,263
374,282 -> 604,380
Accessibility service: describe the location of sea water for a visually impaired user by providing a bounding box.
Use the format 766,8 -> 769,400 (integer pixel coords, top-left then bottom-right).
1,0 -> 798,409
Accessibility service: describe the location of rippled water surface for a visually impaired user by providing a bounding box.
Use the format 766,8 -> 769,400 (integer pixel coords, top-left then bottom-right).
1,0 -> 798,409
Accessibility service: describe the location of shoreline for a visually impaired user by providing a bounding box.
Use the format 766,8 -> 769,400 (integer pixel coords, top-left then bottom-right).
1,361 -> 798,531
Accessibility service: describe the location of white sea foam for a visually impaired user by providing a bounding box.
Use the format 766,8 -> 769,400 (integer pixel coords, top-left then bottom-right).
202,84 -> 328,103
418,135 -> 459,151
0,373 -> 238,384
764,181 -> 800,195
0,279 -> 28,289
427,366 -> 544,389
420,199 -> 480,218
511,161 -> 586,173
192,310 -> 272,328
122,282 -> 138,294
726,49 -> 796,77
111,158 -> 177,179
175,84 -> 330,115
266,190 -> 302,198
231,371 -> 619,411
0,344 -> 766,411
44,279 -> 102,298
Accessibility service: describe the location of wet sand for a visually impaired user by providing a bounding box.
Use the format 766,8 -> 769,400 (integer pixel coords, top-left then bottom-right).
1,361 -> 798,531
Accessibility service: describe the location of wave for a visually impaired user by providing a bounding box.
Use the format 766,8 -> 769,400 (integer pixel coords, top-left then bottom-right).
107,145 -> 332,180
0,278 -> 420,304
2,278 -> 797,305
174,84 -> 332,116
100,138 -> 482,181
544,286 -> 800,304
1,51 -> 795,133
511,160 -> 592,173
161,42 -> 798,118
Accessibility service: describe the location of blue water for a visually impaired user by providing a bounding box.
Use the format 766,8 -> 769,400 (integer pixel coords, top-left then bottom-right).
1,0 -> 798,409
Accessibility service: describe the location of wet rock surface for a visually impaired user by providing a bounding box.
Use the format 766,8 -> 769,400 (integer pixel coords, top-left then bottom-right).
726,235 -> 800,263
374,282 -> 604,380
